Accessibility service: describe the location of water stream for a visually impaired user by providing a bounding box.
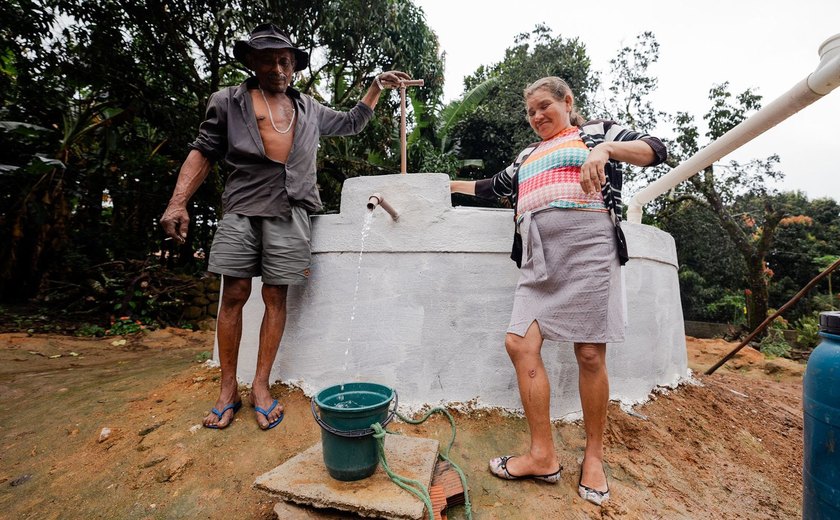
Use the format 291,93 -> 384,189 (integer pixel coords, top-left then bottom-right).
339,210 -> 374,398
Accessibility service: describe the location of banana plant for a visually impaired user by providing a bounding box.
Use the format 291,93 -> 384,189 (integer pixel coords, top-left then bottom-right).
406,76 -> 499,175
0,97 -> 125,297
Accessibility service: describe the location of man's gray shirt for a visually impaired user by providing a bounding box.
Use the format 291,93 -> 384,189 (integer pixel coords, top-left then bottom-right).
189,77 -> 374,218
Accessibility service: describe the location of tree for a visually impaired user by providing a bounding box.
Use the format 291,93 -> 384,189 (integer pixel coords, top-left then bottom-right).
405,75 -> 500,178
450,25 -> 595,179
662,83 -> 791,332
657,200 -> 746,322
603,31 -> 663,134
598,32 -> 673,202
599,33 -> 832,332
766,193 -> 840,316
1,0 -> 444,302
309,0 -> 446,210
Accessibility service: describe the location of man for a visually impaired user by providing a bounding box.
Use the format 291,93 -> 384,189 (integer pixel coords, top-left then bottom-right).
160,24 -> 409,430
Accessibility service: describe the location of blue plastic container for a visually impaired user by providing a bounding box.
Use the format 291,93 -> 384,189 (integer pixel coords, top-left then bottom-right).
803,311 -> 840,519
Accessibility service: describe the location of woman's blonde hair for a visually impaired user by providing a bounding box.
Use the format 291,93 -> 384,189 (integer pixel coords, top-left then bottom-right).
523,77 -> 586,126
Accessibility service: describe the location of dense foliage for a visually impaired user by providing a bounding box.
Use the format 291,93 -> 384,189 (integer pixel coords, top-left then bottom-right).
1,0 -> 443,309
450,25 -> 595,179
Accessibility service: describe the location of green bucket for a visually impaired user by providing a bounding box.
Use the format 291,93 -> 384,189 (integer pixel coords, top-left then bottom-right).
311,382 -> 397,481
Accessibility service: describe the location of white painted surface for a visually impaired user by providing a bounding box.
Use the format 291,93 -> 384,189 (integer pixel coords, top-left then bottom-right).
218,173 -> 689,419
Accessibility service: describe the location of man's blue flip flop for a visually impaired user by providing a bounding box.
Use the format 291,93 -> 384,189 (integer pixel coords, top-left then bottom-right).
255,399 -> 285,430
205,401 -> 243,429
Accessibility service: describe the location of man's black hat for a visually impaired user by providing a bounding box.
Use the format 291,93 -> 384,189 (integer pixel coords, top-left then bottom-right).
233,24 -> 309,71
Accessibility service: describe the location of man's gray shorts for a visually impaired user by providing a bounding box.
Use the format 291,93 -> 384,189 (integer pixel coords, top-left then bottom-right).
208,206 -> 311,286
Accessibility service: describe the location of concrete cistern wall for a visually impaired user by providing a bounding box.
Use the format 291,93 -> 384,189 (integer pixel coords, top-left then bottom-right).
218,173 -> 689,419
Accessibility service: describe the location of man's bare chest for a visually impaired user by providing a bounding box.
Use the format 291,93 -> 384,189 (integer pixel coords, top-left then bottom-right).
250,90 -> 296,160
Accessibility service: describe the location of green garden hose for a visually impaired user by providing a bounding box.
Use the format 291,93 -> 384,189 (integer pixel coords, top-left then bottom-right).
371,406 -> 472,520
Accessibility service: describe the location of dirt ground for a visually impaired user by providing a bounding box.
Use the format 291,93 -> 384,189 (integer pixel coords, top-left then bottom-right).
0,330 -> 805,519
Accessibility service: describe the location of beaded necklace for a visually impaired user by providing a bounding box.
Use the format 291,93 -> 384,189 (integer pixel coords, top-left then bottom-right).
259,87 -> 296,134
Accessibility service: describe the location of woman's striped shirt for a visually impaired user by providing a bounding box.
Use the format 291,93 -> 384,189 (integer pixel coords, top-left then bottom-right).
516,126 -> 605,221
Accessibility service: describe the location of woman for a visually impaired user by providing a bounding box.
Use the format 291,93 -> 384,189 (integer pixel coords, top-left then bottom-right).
450,76 -> 666,505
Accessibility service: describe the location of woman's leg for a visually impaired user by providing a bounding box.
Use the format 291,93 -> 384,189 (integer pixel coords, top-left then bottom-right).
574,342 -> 609,491
500,321 -> 560,475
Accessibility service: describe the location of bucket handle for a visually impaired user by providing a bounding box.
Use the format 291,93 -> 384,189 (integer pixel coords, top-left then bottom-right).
310,390 -> 399,438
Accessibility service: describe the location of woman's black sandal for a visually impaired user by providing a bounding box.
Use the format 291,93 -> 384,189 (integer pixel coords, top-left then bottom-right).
489,455 -> 562,483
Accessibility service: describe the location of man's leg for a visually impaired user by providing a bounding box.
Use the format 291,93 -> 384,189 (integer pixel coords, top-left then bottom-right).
574,342 -> 609,492
250,207 -> 310,428
498,321 -> 560,476
203,275 -> 252,428
249,283 -> 288,429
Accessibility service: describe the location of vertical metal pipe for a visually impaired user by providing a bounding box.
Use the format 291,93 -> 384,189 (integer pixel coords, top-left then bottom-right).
400,84 -> 407,174
394,79 -> 423,175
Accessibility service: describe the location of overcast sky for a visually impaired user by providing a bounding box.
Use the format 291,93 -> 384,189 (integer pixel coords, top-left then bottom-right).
413,0 -> 840,201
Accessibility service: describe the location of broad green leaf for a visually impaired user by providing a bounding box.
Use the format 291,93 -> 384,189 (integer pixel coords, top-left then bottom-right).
24,155 -> 65,174
0,121 -> 52,137
439,76 -> 499,139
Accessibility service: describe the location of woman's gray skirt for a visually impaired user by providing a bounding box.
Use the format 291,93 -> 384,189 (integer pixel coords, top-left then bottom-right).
507,208 -> 625,343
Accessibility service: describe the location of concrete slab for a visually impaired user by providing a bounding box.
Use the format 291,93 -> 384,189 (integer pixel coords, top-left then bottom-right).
255,435 -> 440,520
